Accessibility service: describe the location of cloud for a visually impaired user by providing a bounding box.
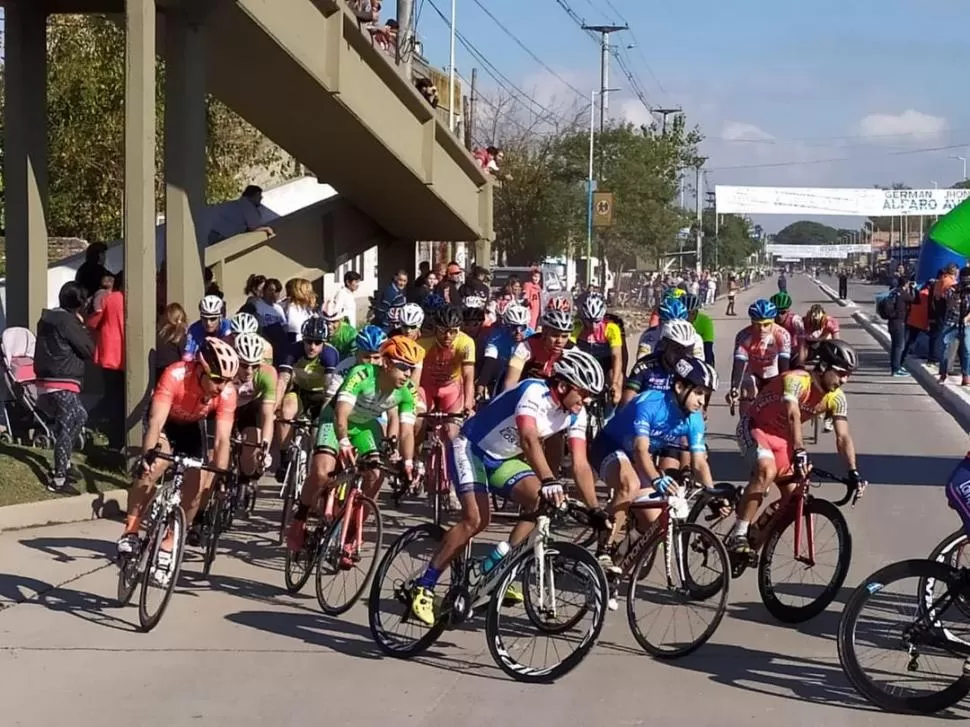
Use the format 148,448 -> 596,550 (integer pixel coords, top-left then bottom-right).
720,122 -> 775,142
857,109 -> 947,142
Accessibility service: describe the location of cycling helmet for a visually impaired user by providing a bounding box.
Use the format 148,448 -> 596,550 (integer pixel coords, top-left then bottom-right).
387,304 -> 405,327
580,293 -> 607,322
545,295 -> 572,313
320,300 -> 344,322
230,311 -> 259,335
658,298 -> 688,321
748,299 -> 777,321
356,324 -> 388,353
661,319 -> 696,348
664,287 -> 686,299
399,303 -> 425,328
504,304 -> 531,327
770,291 -> 792,312
816,339 -> 857,372
432,305 -> 463,329
493,296 -> 512,318
681,293 -> 700,313
673,357 -> 719,391
541,308 -> 574,332
301,316 -> 328,342
380,335 -> 425,366
198,337 -> 239,380
199,295 -> 223,317
422,292 -> 447,313
233,332 -> 265,365
463,306 -> 486,325
552,348 -> 605,395
462,295 -> 486,310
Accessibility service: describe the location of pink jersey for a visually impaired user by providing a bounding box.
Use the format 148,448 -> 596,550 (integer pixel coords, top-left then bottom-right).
733,323 -> 791,378
777,311 -> 805,348
805,314 -> 839,340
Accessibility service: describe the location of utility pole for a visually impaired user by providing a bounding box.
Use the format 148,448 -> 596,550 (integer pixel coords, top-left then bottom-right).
653,107 -> 681,135
464,67 -> 477,151
582,23 -> 626,289
396,0 -> 414,80
694,158 -> 706,274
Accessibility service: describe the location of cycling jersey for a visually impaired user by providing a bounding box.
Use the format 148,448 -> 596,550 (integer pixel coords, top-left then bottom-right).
624,353 -> 674,394
595,388 -> 705,457
153,361 -> 236,424
571,320 -> 623,364
733,323 -> 791,379
944,455 -> 970,535
805,315 -> 840,340
508,334 -> 572,380
417,332 -> 476,386
182,319 -> 232,361
777,311 -> 805,348
234,363 -> 277,408
745,370 -> 847,436
331,363 -> 417,426
328,320 -> 358,359
482,326 -> 534,383
692,311 -> 715,344
335,355 -> 357,377
636,326 -> 705,361
279,340 -> 340,393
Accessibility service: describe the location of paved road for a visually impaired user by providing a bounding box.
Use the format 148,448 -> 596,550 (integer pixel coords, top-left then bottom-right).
2,275 -> 967,726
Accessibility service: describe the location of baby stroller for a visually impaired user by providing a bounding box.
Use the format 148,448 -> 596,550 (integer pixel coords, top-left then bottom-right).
0,326 -> 61,449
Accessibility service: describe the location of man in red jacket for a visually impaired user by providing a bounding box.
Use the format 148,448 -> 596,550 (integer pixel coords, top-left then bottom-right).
86,270 -> 126,449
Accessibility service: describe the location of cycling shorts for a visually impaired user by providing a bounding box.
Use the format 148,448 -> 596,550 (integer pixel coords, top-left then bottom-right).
315,419 -> 383,457
419,380 -> 463,414
738,420 -> 794,476
589,434 -> 680,488
161,420 -> 205,459
447,434 -> 536,497
235,400 -> 262,432
741,373 -> 767,397
283,390 -> 325,423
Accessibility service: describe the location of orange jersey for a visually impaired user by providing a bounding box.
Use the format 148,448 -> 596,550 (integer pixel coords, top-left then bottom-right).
746,369 -> 847,436
153,361 -> 237,424
417,332 -> 476,386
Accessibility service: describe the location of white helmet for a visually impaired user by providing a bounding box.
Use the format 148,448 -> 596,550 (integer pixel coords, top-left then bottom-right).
399,303 -> 425,328
233,332 -> 265,365
503,304 -> 530,327
552,348 -> 605,395
387,305 -> 405,326
463,295 -> 487,310
580,293 -> 606,322
541,308 -> 573,332
673,357 -> 719,392
199,295 -> 224,317
320,300 -> 343,321
230,312 -> 259,334
661,319 -> 696,348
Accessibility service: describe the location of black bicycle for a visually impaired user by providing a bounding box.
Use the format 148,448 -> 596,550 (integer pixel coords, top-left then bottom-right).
276,415 -> 313,545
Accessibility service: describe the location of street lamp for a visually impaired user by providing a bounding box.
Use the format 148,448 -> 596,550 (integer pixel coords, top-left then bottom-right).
950,155 -> 967,180
931,180 -> 939,189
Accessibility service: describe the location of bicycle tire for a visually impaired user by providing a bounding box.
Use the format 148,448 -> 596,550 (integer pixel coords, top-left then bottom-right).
368,522 -> 450,658
520,548 -> 590,634
428,448 -> 442,526
202,495 -> 223,578
315,494 -> 383,616
137,506 -> 186,632
626,523 -> 730,659
279,458 -> 299,545
116,551 -> 139,606
922,529 -> 970,620
486,541 -> 608,682
837,559 -> 970,714
758,497 -> 851,623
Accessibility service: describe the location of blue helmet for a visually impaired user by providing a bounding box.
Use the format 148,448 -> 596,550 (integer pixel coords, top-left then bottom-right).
355,324 -> 388,353
748,299 -> 777,321
422,293 -> 446,313
658,297 -> 688,321
681,293 -> 700,313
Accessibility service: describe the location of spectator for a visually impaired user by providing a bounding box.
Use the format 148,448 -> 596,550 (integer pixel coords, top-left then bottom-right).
351,0 -> 381,23
521,266 -> 542,330
204,266 -> 223,299
258,278 -> 289,364
239,274 -> 267,317
90,271 -> 115,316
208,185 -> 274,244
459,265 -> 490,301
332,270 -> 362,327
902,282 -> 931,363
282,277 -> 317,343
838,268 -> 849,300
931,263 -> 958,365
86,270 -> 126,450
155,302 -> 188,381
383,268 -> 409,308
410,271 -> 438,307
437,261 -> 462,304
725,274 -> 739,316
473,146 -> 511,181
415,78 -> 439,108
75,242 -> 112,300
34,281 -> 95,495
885,276 -> 915,376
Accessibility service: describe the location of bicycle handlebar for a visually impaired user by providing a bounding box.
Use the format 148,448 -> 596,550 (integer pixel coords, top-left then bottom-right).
806,467 -> 863,508
150,448 -> 231,476
417,412 -> 468,422
275,416 -> 313,427
517,496 -> 611,531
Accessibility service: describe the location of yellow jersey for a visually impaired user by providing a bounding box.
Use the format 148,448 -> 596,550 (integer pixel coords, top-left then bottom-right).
417,332 -> 476,385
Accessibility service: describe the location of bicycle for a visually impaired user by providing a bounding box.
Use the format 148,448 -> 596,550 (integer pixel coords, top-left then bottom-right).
368,497 -> 610,683
687,466 -> 863,623
276,415 -> 313,545
116,449 -> 229,632
415,411 -> 466,525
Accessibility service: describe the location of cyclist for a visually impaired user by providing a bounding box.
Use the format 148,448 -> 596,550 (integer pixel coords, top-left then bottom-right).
413,305 -> 476,426
572,293 -> 624,406
286,336 -> 423,552
636,297 -> 704,361
229,311 -> 274,366
771,292 -> 805,365
117,339 -> 239,575
461,295 -> 490,355
230,332 -> 276,498
728,299 -> 791,415
275,317 -> 340,481
409,348 -> 608,626
682,293 -> 716,364
804,303 -> 840,344
335,324 -> 387,378
182,295 -> 231,361
388,303 -> 424,340
477,303 -> 533,399
321,300 -> 358,359
591,356 -> 718,569
727,339 -> 866,555
420,292 -> 447,335
503,308 -> 574,390
622,320 -> 698,403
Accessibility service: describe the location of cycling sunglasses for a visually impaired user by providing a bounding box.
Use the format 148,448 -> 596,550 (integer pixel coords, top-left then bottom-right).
201,315 -> 222,323
207,372 -> 230,384
389,359 -> 415,374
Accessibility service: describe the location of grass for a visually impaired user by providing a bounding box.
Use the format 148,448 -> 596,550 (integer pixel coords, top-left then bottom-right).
0,437 -> 130,508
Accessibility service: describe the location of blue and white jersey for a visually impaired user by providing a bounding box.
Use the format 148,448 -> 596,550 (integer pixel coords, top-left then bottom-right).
625,353 -> 673,394
182,318 -> 232,360
600,388 -> 705,455
484,326 -> 534,362
460,379 -> 587,460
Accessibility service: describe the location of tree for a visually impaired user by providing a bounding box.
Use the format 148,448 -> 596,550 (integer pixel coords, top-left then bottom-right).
0,15 -> 286,245
773,220 -> 841,246
701,211 -> 757,268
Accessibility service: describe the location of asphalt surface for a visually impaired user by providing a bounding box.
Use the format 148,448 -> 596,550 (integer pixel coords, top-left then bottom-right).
2,274 -> 968,726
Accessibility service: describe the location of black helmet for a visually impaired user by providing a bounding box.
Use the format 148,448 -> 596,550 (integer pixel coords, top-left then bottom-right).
301,316 -> 328,342
816,339 -> 857,372
432,304 -> 463,329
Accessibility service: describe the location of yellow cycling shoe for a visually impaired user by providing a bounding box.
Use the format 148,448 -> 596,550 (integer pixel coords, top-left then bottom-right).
501,584 -> 524,606
410,586 -> 436,626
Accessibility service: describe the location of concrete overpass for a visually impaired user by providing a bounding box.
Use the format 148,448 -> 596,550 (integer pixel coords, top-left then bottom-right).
3,0 -> 493,448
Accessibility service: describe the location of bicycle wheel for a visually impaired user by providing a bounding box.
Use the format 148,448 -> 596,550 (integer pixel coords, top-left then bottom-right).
486,542 -> 608,682
627,523 -> 730,659
116,549 -> 140,606
315,494 -> 383,616
279,453 -> 302,545
427,449 -> 442,526
368,522 -> 452,658
283,524 -> 320,594
201,495 -> 224,578
758,497 -> 851,623
137,506 -> 186,632
837,559 -> 970,714
922,529 -> 970,620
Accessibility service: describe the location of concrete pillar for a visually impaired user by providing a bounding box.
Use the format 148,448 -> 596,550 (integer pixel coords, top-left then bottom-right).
164,8 -> 208,309
377,238 -> 417,291
4,2 -> 49,329
474,239 -> 492,268
124,0 -> 157,450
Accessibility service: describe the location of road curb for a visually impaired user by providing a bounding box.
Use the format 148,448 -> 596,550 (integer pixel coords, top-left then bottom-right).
0,488 -> 128,533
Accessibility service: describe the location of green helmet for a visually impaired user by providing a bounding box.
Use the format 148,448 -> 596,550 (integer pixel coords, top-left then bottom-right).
770,291 -> 792,312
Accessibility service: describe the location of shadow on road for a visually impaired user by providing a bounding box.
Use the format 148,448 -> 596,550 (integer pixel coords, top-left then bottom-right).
18,536 -> 116,564
225,609 -> 383,659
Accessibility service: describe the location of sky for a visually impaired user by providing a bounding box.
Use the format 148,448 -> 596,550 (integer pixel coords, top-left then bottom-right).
410,0 -> 970,231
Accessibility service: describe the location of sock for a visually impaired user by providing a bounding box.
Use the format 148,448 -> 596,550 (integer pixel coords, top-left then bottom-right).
294,503 -> 310,521
730,520 -> 749,538
416,566 -> 441,590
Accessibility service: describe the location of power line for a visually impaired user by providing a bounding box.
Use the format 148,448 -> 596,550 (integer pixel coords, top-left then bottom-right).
600,0 -> 668,98
707,141 -> 970,171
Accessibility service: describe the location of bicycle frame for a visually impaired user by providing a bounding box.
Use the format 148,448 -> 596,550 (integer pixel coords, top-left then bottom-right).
278,418 -> 312,498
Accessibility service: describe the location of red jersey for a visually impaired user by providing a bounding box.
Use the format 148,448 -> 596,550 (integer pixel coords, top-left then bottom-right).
153,361 -> 237,424
805,314 -> 839,340
733,323 -> 791,378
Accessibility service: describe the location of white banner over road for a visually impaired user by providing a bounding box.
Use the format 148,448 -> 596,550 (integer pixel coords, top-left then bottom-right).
716,186 -> 970,217
766,243 -> 871,259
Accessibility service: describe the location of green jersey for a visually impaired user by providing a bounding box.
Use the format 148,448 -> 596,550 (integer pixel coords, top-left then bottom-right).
235,363 -> 278,408
329,364 -> 416,426
330,321 -> 358,359
692,310 -> 715,344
